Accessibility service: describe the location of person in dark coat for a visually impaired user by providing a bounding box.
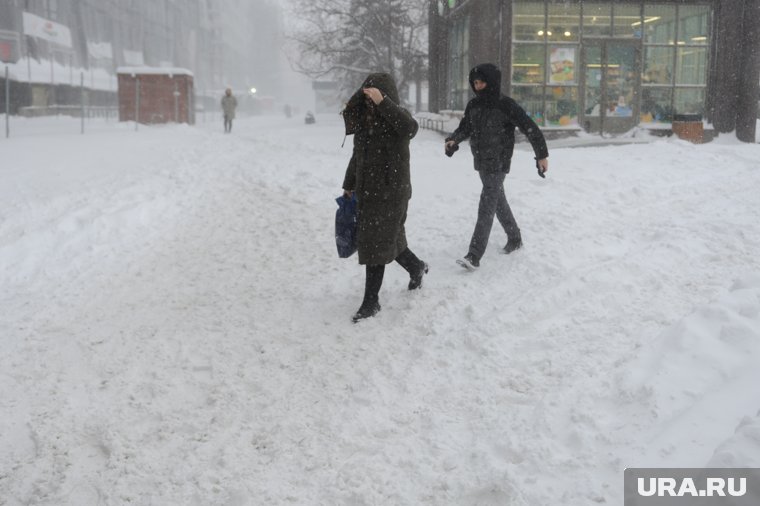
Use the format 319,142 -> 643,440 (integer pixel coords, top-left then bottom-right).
341,72 -> 428,322
445,63 -> 549,271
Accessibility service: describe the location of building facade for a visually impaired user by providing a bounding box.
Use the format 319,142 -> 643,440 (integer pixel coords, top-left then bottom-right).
0,0 -> 284,115
428,0 -> 760,141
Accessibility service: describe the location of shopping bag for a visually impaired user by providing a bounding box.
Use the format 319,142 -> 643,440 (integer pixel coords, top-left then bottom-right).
335,194 -> 357,258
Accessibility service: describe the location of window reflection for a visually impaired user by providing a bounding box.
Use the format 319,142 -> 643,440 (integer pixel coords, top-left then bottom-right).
678,5 -> 709,45
676,47 -> 707,85
514,1 -> 545,41
548,2 -> 580,42
643,47 -> 674,85
512,44 -> 545,84
613,4 -> 642,38
674,88 -> 705,115
583,3 -> 612,37
545,86 -> 578,126
643,4 -> 676,44
640,87 -> 672,123
448,15 -> 470,109
511,86 -> 545,125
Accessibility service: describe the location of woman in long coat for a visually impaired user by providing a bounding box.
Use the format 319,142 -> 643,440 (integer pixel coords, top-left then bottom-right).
341,73 -> 428,322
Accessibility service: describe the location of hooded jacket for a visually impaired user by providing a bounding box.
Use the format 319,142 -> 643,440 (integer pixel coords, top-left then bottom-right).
447,63 -> 548,172
341,73 -> 419,265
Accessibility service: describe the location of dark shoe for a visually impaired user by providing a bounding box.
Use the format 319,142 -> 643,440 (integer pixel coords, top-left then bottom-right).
502,237 -> 523,254
408,262 -> 429,290
352,300 -> 381,323
456,253 -> 479,271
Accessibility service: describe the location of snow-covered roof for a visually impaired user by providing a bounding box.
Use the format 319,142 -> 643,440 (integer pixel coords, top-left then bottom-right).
116,66 -> 194,77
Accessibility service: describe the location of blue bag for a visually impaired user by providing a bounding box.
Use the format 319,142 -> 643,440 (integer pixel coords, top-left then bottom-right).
335,194 -> 357,258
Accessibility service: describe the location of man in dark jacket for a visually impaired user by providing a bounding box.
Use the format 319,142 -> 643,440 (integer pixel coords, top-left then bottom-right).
445,63 -> 549,271
342,73 -> 428,322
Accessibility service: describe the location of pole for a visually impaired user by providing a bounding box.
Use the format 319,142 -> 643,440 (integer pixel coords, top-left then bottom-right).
135,77 -> 140,131
80,71 -> 85,134
5,66 -> 10,138
50,55 -> 54,112
188,80 -> 193,125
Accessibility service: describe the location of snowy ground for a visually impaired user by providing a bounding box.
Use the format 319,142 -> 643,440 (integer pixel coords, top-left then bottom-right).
1,113 -> 760,505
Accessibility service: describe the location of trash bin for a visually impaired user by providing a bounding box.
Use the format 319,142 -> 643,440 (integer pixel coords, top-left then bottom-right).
672,113 -> 703,143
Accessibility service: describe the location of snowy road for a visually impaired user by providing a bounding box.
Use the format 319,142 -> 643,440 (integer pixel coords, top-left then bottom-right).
2,115 -> 760,505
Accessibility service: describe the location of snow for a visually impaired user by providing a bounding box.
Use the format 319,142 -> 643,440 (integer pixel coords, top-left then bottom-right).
116,66 -> 194,77
4,58 -> 117,92
1,113 -> 759,505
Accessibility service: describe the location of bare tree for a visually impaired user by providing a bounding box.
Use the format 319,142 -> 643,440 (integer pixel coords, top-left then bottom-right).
286,0 -> 427,105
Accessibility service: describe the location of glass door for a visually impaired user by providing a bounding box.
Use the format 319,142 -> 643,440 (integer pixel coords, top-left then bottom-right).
581,39 -> 640,135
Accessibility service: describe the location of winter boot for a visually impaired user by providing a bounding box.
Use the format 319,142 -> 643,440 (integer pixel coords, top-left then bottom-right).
408,262 -> 429,290
352,265 -> 384,323
352,300 -> 381,323
502,236 -> 523,254
395,247 -> 428,290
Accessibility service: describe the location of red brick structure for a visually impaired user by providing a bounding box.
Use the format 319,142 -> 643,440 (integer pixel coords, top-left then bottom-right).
117,67 -> 194,125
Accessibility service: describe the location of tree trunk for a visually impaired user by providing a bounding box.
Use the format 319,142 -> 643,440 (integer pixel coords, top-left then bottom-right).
737,0 -> 760,142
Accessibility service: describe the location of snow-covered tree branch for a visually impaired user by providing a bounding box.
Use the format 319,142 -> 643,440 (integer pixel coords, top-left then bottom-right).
285,0 -> 428,105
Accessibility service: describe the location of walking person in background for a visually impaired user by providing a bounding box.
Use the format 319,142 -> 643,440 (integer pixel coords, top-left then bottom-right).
341,72 -> 428,322
221,88 -> 237,133
445,63 -> 549,271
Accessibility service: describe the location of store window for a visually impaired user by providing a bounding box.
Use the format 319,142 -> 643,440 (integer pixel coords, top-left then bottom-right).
48,0 -> 58,20
548,2 -> 580,42
513,1 -> 545,42
643,4 -> 676,45
545,86 -> 578,127
676,46 -> 706,85
583,3 -> 611,37
512,44 -> 545,84
511,86 -> 544,124
640,87 -> 672,123
643,46 -> 674,85
640,3 -> 709,123
448,14 -> 470,109
678,5 -> 709,45
613,4 -> 642,38
511,0 -> 581,128
674,88 -> 705,115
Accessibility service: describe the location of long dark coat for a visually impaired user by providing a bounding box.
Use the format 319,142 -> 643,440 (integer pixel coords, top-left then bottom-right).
341,73 -> 419,265
447,63 -> 548,173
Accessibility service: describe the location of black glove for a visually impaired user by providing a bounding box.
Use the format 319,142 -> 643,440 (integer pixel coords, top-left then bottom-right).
536,160 -> 546,178
445,142 -> 459,157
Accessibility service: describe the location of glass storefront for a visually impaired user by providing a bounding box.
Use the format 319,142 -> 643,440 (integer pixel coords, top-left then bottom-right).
448,14 -> 470,109
510,0 -> 710,132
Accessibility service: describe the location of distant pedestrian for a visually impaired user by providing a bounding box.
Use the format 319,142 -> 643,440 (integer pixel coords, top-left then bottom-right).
341,72 -> 428,322
221,88 -> 237,133
445,63 -> 549,271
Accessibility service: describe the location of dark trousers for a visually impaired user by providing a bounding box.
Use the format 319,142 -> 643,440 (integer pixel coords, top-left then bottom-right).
362,247 -> 422,304
468,170 -> 520,260
224,116 -> 233,132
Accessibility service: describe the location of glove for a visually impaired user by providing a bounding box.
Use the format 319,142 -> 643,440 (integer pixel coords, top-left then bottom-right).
445,142 -> 459,157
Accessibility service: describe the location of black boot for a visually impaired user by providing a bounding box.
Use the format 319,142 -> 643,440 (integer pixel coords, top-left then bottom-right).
502,235 -> 522,254
395,247 -> 428,290
352,265 -> 384,322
